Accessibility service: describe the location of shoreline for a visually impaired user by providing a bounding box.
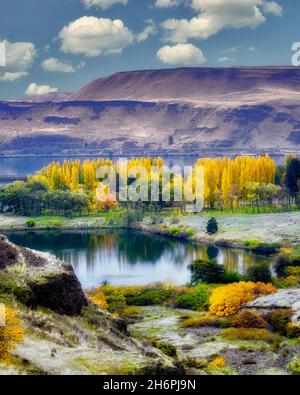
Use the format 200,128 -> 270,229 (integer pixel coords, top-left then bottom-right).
1,211 -> 300,253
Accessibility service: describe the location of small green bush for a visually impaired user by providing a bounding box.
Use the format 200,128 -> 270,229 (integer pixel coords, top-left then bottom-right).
125,287 -> 179,306
287,357 -> 300,375
222,271 -> 243,284
26,220 -> 35,229
264,309 -> 292,335
188,259 -> 225,285
151,340 -> 177,358
176,284 -> 210,311
206,217 -> 218,234
168,227 -> 181,236
246,263 -> 272,283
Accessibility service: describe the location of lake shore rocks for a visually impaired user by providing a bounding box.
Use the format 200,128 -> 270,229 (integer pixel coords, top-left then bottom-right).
246,288 -> 300,325
0,234 -> 88,315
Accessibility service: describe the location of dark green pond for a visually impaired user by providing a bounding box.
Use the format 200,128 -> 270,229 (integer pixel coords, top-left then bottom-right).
5,230 -> 273,289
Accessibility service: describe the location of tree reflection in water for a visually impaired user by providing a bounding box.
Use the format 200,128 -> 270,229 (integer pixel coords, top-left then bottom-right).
6,230 -> 273,288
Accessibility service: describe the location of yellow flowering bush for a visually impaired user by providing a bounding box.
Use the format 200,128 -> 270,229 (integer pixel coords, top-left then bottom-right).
0,308 -> 24,362
209,357 -> 226,368
209,282 -> 276,317
91,291 -> 108,310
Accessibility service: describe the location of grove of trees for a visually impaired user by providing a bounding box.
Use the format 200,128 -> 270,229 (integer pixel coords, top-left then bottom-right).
0,155 -> 299,216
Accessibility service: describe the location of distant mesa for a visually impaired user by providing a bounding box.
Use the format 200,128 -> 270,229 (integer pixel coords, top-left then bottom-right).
1,67 -> 300,156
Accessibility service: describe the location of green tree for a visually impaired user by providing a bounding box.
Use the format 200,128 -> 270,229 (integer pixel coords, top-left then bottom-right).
285,157 -> 300,198
188,259 -> 225,284
206,217 -> 218,234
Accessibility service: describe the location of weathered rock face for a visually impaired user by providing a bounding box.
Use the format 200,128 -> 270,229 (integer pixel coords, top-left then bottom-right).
0,235 -> 18,269
0,235 -> 88,315
29,271 -> 88,316
246,289 -> 300,325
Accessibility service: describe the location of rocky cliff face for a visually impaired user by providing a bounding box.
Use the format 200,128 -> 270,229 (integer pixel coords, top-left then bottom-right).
0,235 -> 88,315
1,67 -> 300,156
0,235 -> 182,375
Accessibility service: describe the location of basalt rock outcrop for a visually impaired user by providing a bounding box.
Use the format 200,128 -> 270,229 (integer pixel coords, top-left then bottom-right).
0,235 -> 87,315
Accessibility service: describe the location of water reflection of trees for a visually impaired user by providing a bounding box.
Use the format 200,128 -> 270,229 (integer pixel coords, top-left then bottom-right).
116,232 -> 178,264
6,230 -> 272,276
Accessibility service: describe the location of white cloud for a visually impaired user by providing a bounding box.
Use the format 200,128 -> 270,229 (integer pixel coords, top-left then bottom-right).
217,57 -> 236,63
41,57 -> 76,73
154,0 -> 180,8
59,16 -> 134,57
219,46 -> 241,54
0,39 -> 37,82
156,43 -> 206,65
262,0 -> 283,15
0,71 -> 28,82
25,82 -> 58,96
83,0 -> 127,9
162,0 -> 283,43
2,40 -> 37,70
136,20 -> 156,43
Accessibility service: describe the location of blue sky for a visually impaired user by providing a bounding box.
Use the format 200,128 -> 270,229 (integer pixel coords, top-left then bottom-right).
0,0 -> 298,99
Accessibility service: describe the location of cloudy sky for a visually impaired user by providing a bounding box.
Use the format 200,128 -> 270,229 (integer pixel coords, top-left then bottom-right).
0,0 -> 298,99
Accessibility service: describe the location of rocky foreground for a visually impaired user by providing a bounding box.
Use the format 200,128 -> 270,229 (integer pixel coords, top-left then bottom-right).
0,235 -> 181,375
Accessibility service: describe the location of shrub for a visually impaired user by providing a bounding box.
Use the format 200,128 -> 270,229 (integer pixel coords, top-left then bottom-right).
0,308 -> 24,362
120,306 -> 142,320
264,309 -> 292,335
151,340 -> 177,358
221,328 -> 281,345
113,283 -> 188,307
281,275 -> 300,288
246,263 -> 272,283
230,310 -> 267,328
181,315 -> 221,328
90,291 -> 108,310
287,357 -> 300,375
275,253 -> 300,277
182,357 -> 208,369
168,227 -> 181,236
176,284 -> 210,311
98,285 -> 127,314
286,323 -> 300,339
206,218 -> 218,234
26,220 -> 36,228
209,357 -> 226,368
126,288 -> 169,306
222,271 -> 243,284
188,259 -> 225,285
209,282 -> 276,317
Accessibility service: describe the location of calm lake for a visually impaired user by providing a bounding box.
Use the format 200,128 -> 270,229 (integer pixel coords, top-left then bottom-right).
5,230 -> 272,289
